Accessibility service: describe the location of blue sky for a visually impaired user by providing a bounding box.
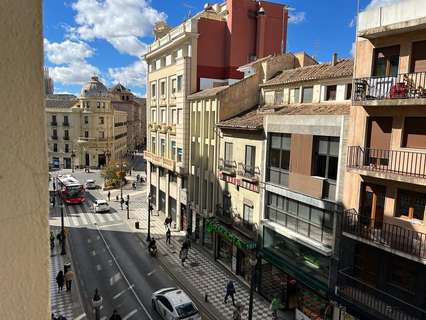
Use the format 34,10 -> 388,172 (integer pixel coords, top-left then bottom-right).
43,0 -> 400,96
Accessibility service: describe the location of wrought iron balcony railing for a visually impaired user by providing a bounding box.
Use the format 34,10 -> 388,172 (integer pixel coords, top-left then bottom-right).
215,206 -> 257,239
237,163 -> 260,182
63,136 -> 70,140
347,146 -> 426,179
342,209 -> 426,259
51,121 -> 58,126
219,158 -> 237,175
62,122 -> 70,126
337,268 -> 426,320
51,135 -> 58,140
353,72 -> 426,102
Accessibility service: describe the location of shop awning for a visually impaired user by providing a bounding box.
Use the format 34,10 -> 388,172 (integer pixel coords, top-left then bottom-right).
206,218 -> 257,250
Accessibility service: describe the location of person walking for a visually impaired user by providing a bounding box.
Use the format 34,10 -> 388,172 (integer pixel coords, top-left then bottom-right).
120,198 -> 124,210
164,217 -> 169,230
233,303 -> 243,320
50,232 -> 55,250
179,247 -> 188,266
166,228 -> 171,245
56,232 -> 63,248
168,216 -> 173,229
107,191 -> 111,202
109,309 -> 122,320
56,270 -> 65,292
224,280 -> 236,306
65,269 -> 74,292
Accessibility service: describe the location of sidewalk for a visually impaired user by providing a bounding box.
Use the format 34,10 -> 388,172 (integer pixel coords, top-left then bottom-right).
122,204 -> 285,320
50,227 -> 86,320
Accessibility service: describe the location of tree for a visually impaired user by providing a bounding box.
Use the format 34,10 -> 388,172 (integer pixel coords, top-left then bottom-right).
101,160 -> 128,188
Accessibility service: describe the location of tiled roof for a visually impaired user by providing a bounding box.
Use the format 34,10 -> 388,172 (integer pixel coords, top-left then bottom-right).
261,59 -> 353,87
45,95 -> 77,109
187,85 -> 229,100
217,103 -> 350,130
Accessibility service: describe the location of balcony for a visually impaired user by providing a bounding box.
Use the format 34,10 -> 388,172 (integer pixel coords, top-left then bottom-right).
167,124 -> 176,135
215,206 -> 233,225
148,123 -> 157,132
347,146 -> 426,185
50,121 -> 58,126
218,158 -> 237,176
353,72 -> 426,105
342,209 -> 426,260
144,150 -> 175,171
62,122 -> 70,127
51,135 -> 58,140
237,163 -> 260,183
215,206 -> 257,239
63,136 -> 70,141
337,268 -> 426,320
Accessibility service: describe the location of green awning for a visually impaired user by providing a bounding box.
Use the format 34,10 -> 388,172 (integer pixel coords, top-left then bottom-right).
206,218 -> 257,250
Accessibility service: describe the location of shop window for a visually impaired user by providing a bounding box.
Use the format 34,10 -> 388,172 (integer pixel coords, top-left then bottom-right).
402,117 -> 426,149
396,189 -> 426,221
267,133 -> 291,186
325,85 -> 337,101
302,86 -> 313,103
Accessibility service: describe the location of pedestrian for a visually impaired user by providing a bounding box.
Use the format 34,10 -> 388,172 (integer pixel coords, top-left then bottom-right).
120,198 -> 124,210
166,228 -> 171,245
168,216 -> 173,229
127,194 -> 130,202
179,247 -> 188,266
270,296 -> 282,319
56,232 -> 62,247
109,309 -> 122,320
136,174 -> 140,182
65,269 -> 74,291
51,313 -> 57,320
224,280 -> 236,305
107,191 -> 111,202
50,232 -> 55,250
164,217 -> 169,230
116,195 -> 119,201
233,303 -> 243,320
56,270 -> 65,292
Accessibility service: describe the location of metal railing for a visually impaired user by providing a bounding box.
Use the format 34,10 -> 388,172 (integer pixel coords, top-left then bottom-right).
51,121 -> 58,126
347,146 -> 426,179
63,136 -> 70,140
342,209 -> 426,259
62,122 -> 70,126
219,158 -> 237,174
215,206 -> 257,238
51,135 -> 58,140
337,269 -> 426,320
237,163 -> 260,181
353,72 -> 426,101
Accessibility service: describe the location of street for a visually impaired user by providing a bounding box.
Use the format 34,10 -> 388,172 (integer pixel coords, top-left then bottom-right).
51,169 -> 177,320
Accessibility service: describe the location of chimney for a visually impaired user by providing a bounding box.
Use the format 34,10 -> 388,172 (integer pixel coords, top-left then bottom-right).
332,53 -> 338,66
256,7 -> 267,59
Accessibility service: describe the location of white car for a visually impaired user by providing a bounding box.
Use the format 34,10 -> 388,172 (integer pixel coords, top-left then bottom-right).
93,199 -> 110,213
85,179 -> 96,189
152,288 -> 201,320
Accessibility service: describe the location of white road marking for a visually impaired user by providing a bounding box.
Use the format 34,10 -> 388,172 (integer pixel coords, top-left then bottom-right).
147,270 -> 155,276
112,284 -> 134,300
87,238 -> 92,243
103,214 -> 115,222
96,226 -> 154,320
96,264 -> 102,271
95,214 -> 106,223
99,222 -> 123,228
86,213 -> 97,225
74,313 -> 87,320
91,250 -> 96,256
79,213 -> 88,225
71,214 -> 79,226
123,309 -> 138,320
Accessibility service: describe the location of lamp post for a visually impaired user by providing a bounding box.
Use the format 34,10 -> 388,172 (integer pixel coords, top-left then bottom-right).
248,255 -> 258,320
91,288 -> 103,320
147,193 -> 153,241
56,179 -> 66,256
71,149 -> 76,173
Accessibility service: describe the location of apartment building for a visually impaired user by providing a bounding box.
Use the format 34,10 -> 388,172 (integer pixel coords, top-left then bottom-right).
144,0 -> 289,230
46,76 -> 128,169
336,1 -> 426,319
258,59 -> 353,319
109,84 -> 146,150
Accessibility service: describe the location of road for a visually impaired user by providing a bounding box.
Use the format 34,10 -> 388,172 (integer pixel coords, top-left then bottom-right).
55,169 -> 177,320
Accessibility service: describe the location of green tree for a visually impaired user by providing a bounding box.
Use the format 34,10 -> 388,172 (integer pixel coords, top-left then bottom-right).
101,160 -> 128,188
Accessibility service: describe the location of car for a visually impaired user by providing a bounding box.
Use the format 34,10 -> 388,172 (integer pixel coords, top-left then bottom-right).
152,288 -> 201,320
93,199 -> 110,213
85,179 -> 96,189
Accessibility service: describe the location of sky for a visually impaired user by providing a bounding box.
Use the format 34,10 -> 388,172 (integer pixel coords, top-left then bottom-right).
43,0 -> 405,96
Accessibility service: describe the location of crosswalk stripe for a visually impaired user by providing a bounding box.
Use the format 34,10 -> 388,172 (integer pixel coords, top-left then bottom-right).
86,212 -> 97,225
79,212 -> 88,225
64,207 -> 73,227
103,213 -> 115,222
95,214 -> 106,223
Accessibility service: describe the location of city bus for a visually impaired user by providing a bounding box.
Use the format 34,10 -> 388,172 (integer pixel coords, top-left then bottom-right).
56,175 -> 85,204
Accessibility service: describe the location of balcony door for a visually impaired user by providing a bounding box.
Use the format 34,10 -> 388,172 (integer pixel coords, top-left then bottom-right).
373,45 -> 400,77
366,117 -> 392,166
361,183 -> 385,229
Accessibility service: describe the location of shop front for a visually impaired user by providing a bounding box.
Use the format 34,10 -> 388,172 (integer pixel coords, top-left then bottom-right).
207,218 -> 257,281
260,226 -> 332,320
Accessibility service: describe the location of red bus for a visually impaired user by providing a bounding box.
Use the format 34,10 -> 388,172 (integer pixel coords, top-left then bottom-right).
56,175 -> 85,204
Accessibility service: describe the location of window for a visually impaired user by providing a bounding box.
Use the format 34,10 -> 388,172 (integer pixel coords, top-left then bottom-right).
177,148 -> 183,162
151,82 -> 156,98
373,45 -> 400,77
64,144 -> 69,153
84,131 -> 89,138
325,85 -> 337,101
53,129 -> 57,137
151,136 -> 156,153
387,257 -> 416,293
63,115 -> 69,125
243,204 -> 253,223
160,139 -> 165,156
160,109 -> 166,123
53,143 -> 57,152
102,102 -> 105,108
266,192 -> 334,247
177,75 -> 183,92
302,87 -> 313,103
268,133 -> 291,186
169,172 -> 177,183
245,145 -> 256,174
396,189 -> 426,221
160,81 -> 165,96
171,78 -> 177,94
274,90 -> 283,104
224,142 -> 233,163
64,130 -> 69,139
345,83 -> 352,100
291,88 -> 300,103
177,109 -> 182,124
99,116 -> 104,125
84,116 -> 88,124
99,131 -> 105,139
159,167 -> 165,177
85,101 -> 90,108
97,101 -> 100,108
171,109 -> 177,124
264,91 -> 275,105
313,136 -> 339,180
51,115 -> 57,123
223,192 -> 232,215
171,141 -> 176,160
151,109 -> 156,122
402,117 -> 426,149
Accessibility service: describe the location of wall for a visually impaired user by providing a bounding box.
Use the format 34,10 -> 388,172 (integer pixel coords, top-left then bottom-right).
0,0 -> 49,318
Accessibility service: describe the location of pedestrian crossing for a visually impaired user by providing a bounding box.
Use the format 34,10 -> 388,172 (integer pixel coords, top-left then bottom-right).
50,201 -> 123,229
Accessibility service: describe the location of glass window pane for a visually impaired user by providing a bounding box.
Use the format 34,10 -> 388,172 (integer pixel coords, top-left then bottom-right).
282,135 -> 291,150
299,203 -> 310,220
315,155 -> 327,177
286,216 -> 297,230
281,150 -> 290,170
276,211 -> 286,226
329,138 -> 340,156
270,149 -> 280,168
288,199 -> 298,215
271,134 -> 281,149
298,221 -> 310,236
310,225 -> 322,242
323,212 -> 334,229
311,207 -> 323,226
277,195 -> 285,210
302,87 -> 313,103
328,156 -> 338,180
269,169 -> 280,184
318,138 -> 328,154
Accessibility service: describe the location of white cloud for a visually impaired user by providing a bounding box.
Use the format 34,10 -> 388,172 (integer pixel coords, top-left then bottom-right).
350,41 -> 356,57
70,0 -> 166,56
365,0 -> 406,10
288,8 -> 306,24
49,62 -> 100,85
44,39 -> 94,65
108,60 -> 147,88
348,18 -> 355,28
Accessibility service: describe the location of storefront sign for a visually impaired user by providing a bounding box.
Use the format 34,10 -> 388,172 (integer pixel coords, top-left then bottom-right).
295,309 -> 311,320
206,219 -> 257,250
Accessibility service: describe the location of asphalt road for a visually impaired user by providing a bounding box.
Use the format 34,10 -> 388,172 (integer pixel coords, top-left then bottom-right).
65,172 -> 177,320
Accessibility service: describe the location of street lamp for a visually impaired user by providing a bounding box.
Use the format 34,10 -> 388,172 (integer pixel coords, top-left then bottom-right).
248,254 -> 258,320
91,288 -> 103,320
55,179 -> 66,256
147,193 -> 153,241
71,149 -> 76,173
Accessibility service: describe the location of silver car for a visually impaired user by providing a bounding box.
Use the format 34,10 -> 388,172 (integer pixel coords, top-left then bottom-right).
152,288 -> 201,320
93,199 -> 110,213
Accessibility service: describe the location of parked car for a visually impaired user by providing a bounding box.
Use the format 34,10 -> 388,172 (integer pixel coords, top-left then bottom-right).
93,199 -> 110,213
85,179 -> 96,189
152,288 -> 201,320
